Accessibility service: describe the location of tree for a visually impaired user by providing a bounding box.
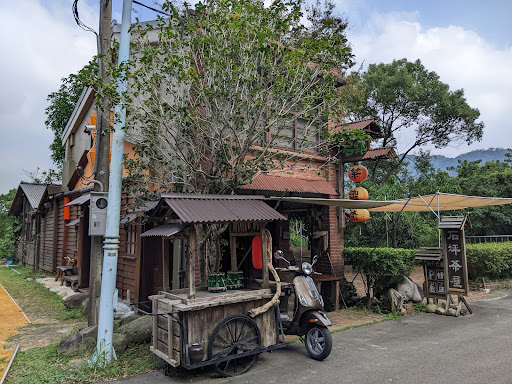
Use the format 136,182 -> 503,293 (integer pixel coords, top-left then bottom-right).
104,0 -> 356,271
0,189 -> 19,259
45,61 -> 97,165
351,59 -> 484,187
23,168 -> 61,184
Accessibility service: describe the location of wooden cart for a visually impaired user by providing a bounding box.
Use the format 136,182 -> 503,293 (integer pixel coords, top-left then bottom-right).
135,194 -> 288,376
139,287 -> 286,376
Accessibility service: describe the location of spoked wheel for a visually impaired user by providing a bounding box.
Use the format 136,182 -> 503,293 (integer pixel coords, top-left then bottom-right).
305,325 -> 332,361
208,314 -> 261,377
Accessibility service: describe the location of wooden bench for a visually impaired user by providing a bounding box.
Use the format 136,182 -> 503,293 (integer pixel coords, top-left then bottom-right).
54,257 -> 77,286
64,275 -> 79,291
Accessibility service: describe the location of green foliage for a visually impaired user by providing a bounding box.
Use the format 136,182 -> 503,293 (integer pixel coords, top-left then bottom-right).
0,266 -> 86,322
343,247 -> 416,301
0,189 -> 19,259
466,242 -> 512,281
344,150 -> 512,249
350,58 -> 484,187
45,60 -> 97,165
106,0 -> 355,195
8,342 -> 165,384
23,167 -> 61,185
413,301 -> 426,312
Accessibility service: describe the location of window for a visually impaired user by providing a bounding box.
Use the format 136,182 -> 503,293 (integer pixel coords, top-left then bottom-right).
126,223 -> 137,257
266,117 -> 320,152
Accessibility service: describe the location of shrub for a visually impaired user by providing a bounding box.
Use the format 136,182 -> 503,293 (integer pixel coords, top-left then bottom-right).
466,242 -> 512,281
344,247 -> 416,303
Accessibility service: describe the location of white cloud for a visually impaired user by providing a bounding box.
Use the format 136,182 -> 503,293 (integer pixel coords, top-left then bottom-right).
347,12 -> 512,156
0,0 -> 97,193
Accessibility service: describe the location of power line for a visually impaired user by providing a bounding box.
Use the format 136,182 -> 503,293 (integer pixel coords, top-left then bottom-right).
72,0 -> 98,36
133,0 -> 170,16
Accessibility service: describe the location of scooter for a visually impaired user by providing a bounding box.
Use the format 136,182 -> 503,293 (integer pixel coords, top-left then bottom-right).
275,250 -> 333,360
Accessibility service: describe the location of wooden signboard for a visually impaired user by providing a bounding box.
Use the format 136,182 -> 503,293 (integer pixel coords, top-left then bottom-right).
342,141 -> 369,162
440,216 -> 469,296
415,247 -> 445,299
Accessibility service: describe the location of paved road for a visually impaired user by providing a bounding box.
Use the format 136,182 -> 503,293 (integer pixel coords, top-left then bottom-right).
107,291 -> 512,384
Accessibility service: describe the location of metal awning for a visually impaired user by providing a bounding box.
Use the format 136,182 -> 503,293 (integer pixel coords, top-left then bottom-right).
161,193 -> 286,223
127,200 -> 159,213
266,196 -> 399,209
140,223 -> 188,237
120,213 -> 137,224
65,194 -> 91,206
66,218 -> 80,227
241,174 -> 337,195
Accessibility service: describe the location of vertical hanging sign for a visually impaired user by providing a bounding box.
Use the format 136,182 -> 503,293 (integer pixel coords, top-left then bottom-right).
440,216 -> 469,295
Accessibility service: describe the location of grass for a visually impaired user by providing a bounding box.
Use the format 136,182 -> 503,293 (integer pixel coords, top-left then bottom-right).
0,266 -> 85,322
7,343 -> 165,384
0,265 -> 166,383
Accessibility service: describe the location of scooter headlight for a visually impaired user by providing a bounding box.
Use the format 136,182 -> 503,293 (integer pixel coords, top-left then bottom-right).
302,262 -> 313,275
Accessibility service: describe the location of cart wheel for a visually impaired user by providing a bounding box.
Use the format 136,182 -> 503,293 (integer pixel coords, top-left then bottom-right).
208,314 -> 261,377
305,325 -> 332,361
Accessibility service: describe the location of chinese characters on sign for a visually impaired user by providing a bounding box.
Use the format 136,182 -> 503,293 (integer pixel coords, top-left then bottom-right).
426,260 -> 446,297
442,225 -> 468,294
343,142 -> 367,158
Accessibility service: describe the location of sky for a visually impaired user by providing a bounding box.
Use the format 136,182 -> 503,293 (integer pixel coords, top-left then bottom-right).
0,0 -> 511,194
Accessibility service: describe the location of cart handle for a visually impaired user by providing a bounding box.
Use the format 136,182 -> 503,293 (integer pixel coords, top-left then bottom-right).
129,301 -> 182,324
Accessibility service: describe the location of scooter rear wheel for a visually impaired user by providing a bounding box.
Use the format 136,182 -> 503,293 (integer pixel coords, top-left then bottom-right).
305,325 -> 332,360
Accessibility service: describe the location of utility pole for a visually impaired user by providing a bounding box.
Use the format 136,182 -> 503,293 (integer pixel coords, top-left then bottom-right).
88,0 -> 112,327
92,0 -> 132,366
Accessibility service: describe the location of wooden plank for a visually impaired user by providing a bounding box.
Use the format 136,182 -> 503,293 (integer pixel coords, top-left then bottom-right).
152,298 -> 159,350
163,238 -> 170,291
134,217 -> 142,303
261,225 -> 269,289
150,346 -> 179,368
230,234 -> 236,271
188,227 -> 196,299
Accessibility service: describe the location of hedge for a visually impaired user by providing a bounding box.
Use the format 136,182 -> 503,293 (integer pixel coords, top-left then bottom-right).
343,247 -> 416,298
466,242 -> 512,281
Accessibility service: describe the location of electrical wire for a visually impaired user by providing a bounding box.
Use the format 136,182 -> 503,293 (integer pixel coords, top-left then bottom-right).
72,0 -> 98,36
133,0 -> 171,16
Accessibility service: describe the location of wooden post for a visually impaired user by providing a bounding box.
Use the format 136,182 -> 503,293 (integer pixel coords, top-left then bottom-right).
230,232 -> 237,271
260,224 -> 269,289
162,238 -> 170,292
134,218 -> 142,302
152,297 -> 158,351
188,227 -> 196,299
334,280 -> 340,311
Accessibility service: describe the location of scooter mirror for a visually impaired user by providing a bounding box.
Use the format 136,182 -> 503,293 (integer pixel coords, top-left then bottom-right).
275,250 -> 290,265
312,255 -> 318,266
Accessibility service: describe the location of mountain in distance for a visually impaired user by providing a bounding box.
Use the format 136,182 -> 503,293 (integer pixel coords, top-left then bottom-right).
405,148 -> 510,175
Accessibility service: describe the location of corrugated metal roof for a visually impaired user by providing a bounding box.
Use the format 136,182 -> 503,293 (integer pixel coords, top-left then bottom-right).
66,218 -> 80,227
362,147 -> 397,160
120,213 -> 137,224
161,194 -> 286,223
141,223 -> 187,237
19,182 -> 47,210
65,194 -> 91,206
127,200 -> 159,213
241,174 -> 337,196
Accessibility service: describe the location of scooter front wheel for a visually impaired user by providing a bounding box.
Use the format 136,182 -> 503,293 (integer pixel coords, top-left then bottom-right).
305,325 -> 332,361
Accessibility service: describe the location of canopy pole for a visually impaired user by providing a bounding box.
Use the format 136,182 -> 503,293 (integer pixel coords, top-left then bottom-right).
437,191 -> 441,247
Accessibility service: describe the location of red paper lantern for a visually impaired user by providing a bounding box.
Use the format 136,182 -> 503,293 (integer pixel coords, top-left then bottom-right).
348,186 -> 369,200
348,164 -> 368,183
349,209 -> 370,223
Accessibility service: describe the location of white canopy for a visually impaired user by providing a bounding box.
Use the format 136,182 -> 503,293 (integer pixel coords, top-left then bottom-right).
268,193 -> 512,212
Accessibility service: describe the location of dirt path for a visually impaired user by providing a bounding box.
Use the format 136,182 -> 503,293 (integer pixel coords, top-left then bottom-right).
0,284 -> 29,378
